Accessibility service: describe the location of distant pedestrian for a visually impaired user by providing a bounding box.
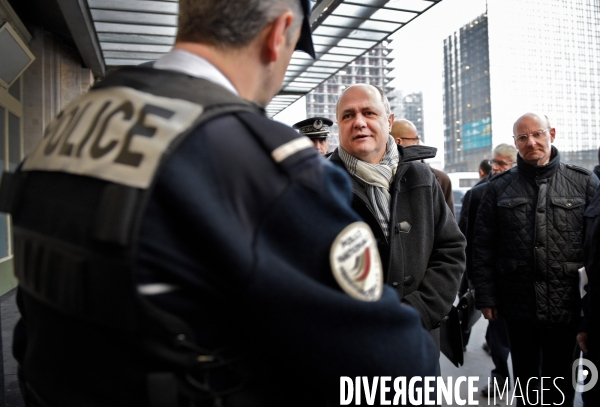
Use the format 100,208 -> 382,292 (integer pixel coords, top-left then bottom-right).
579,147 -> 600,406
391,119 -> 455,215
478,158 -> 492,180
459,143 -> 517,397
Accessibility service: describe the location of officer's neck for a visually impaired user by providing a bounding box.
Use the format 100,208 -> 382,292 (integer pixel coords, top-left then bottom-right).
174,42 -> 267,105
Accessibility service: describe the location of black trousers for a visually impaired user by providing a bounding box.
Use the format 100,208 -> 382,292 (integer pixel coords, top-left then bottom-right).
486,316 -> 511,385
505,320 -> 577,407
581,343 -> 600,406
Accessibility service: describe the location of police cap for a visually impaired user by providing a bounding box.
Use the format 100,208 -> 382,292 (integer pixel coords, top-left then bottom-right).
292,117 -> 333,139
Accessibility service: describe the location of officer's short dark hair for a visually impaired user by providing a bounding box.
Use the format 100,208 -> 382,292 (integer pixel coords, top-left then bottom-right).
177,0 -> 302,49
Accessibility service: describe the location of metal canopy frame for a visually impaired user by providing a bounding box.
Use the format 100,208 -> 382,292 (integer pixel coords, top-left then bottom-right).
268,0 -> 441,116
77,0 -> 441,115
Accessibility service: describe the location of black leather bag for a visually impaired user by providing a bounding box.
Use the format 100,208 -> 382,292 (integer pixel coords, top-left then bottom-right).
440,306 -> 464,367
458,288 -> 481,340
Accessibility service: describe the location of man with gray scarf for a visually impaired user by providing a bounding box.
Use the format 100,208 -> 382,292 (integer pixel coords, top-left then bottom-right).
329,84 -> 466,349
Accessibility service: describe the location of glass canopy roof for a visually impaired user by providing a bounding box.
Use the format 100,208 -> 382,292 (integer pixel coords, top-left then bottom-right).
86,0 -> 441,116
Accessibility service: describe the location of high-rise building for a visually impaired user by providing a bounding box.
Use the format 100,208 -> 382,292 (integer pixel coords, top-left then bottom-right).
306,43 -> 395,148
443,13 -> 491,173
388,90 -> 425,143
444,0 -> 600,172
388,89 -> 404,120
488,0 -> 600,168
402,92 -> 425,143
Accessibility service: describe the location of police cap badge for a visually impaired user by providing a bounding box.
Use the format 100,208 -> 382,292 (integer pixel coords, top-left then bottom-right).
292,117 -> 333,139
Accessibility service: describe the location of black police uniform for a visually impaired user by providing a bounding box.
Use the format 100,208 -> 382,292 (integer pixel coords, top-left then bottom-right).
3,65 -> 438,407
293,117 -> 333,157
292,117 -> 333,140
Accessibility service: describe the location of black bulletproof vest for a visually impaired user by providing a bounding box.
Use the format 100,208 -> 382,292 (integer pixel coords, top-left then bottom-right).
0,67 -> 262,407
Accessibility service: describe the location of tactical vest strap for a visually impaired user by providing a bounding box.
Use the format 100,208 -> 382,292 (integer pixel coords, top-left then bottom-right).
147,373 -> 179,407
0,171 -> 25,215
13,227 -> 139,330
93,184 -> 141,246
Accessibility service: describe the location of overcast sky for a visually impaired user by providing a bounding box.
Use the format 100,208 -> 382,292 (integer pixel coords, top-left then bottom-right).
274,0 -> 488,167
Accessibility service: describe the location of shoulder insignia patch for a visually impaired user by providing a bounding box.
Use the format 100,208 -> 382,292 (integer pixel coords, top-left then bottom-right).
330,222 -> 383,301
271,137 -> 313,163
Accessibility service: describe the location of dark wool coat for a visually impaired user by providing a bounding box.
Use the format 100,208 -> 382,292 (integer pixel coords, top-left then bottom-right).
330,145 -> 466,331
430,167 -> 455,217
581,164 -> 600,403
473,147 -> 599,326
457,176 -> 488,281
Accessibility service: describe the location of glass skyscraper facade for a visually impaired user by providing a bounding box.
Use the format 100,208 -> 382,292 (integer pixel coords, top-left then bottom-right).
488,0 -> 600,168
402,92 -> 425,143
444,0 -> 600,172
443,13 -> 492,173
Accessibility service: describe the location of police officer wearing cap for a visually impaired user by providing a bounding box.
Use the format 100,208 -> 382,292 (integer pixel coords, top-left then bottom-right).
293,117 -> 333,156
2,1 -> 438,406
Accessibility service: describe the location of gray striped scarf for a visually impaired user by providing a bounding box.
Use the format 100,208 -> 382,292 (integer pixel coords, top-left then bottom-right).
338,136 -> 399,237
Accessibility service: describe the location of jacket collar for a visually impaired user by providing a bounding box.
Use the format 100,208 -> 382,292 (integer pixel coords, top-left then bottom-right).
517,145 -> 560,184
475,176 -> 489,186
329,144 -> 437,165
398,144 -> 437,163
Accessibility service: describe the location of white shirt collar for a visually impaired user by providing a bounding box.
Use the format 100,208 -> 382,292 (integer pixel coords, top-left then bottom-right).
153,49 -> 239,97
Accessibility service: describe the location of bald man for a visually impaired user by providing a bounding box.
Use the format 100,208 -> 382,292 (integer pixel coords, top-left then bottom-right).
391,119 -> 455,216
472,112 -> 599,406
330,84 -> 465,354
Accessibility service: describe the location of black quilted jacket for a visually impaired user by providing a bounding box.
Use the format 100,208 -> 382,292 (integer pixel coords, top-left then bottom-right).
472,147 -> 599,325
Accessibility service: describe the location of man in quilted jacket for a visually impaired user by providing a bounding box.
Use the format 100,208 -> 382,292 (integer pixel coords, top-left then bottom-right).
472,112 -> 599,406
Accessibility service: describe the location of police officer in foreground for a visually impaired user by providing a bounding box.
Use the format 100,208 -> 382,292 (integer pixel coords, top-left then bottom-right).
3,1 -> 438,406
292,117 -> 333,156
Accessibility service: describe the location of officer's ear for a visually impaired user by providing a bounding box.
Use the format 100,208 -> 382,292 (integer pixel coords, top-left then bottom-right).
264,11 -> 296,62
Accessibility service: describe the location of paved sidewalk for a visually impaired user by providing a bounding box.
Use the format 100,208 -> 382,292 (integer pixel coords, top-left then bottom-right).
0,289 -> 588,406
441,317 -> 584,406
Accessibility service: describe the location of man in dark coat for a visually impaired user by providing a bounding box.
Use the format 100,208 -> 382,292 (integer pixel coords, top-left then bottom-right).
330,84 -> 466,350
391,119 -> 455,216
457,159 -> 491,235
472,112 -> 599,406
579,147 -> 600,405
458,144 -> 517,397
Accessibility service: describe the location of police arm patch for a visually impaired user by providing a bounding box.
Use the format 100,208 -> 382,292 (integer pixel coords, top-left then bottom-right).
330,222 -> 383,301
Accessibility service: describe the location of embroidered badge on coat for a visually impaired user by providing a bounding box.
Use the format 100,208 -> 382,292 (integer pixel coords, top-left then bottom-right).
330,222 -> 383,301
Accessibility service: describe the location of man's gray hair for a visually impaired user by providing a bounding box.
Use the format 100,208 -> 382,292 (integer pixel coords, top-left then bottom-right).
493,143 -> 517,162
336,84 -> 392,118
177,0 -> 302,49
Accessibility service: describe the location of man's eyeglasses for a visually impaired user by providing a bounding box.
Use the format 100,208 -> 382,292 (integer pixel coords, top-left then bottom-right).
488,159 -> 516,167
513,128 -> 550,144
